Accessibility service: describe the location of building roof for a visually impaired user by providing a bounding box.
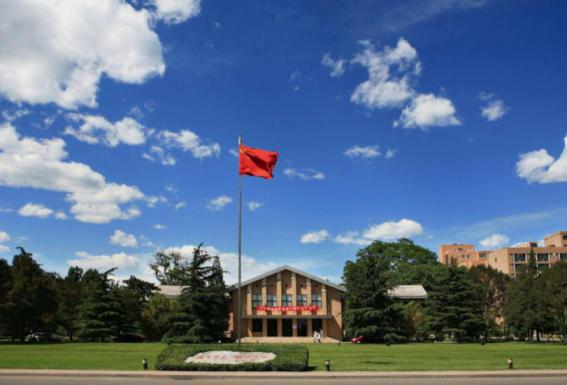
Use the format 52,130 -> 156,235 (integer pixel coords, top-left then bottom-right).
234,265 -> 346,292
387,285 -> 428,300
158,285 -> 183,298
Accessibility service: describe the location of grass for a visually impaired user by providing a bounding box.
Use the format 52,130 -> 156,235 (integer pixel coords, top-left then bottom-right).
0,343 -> 166,370
0,342 -> 566,371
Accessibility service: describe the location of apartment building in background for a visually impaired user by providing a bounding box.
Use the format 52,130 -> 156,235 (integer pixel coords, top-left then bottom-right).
439,231 -> 567,276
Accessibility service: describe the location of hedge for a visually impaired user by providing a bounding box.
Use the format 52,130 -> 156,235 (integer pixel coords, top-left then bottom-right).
155,343 -> 309,371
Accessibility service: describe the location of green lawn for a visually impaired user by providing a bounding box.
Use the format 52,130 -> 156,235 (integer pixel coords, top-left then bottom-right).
0,342 -> 566,371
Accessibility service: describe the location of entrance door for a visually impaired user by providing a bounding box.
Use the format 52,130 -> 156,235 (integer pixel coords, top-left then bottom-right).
297,318 -> 308,337
282,319 -> 293,337
267,319 -> 278,337
312,318 -> 323,334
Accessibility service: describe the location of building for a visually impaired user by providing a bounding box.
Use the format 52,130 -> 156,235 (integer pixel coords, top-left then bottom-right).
159,264 -> 428,342
439,231 -> 567,276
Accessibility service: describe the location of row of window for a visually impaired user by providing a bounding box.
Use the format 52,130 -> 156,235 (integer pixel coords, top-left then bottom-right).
251,294 -> 323,307
513,263 -> 550,272
512,253 -> 567,262
252,318 -> 324,336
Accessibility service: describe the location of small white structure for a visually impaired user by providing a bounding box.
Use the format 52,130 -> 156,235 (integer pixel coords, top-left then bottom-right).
387,285 -> 428,300
184,351 -> 276,365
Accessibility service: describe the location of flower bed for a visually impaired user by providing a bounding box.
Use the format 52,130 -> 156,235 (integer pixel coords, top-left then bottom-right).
156,344 -> 308,371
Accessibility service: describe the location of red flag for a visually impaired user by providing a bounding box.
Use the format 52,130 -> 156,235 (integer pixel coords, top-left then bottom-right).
239,144 -> 278,179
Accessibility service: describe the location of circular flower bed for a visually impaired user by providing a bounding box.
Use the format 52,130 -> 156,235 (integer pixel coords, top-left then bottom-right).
185,350 -> 276,365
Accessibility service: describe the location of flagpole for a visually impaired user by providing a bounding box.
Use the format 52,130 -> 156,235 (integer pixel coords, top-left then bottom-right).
237,133 -> 243,345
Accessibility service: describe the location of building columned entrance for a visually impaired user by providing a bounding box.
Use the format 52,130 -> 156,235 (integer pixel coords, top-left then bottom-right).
267,319 -> 278,336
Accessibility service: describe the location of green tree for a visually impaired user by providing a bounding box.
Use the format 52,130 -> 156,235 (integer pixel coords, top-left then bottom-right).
468,265 -> 509,338
164,245 -> 229,343
504,249 -> 554,341
56,266 -> 84,341
150,250 -> 188,285
117,276 -> 157,337
0,258 -> 12,337
535,262 -> 567,340
77,269 -> 127,341
342,241 -> 408,343
140,293 -> 178,341
423,263 -> 485,342
4,248 -> 59,341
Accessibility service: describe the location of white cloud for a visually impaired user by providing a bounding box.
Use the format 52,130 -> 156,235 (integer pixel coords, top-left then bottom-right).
68,251 -> 140,271
0,231 -> 10,243
207,195 -> 232,211
517,136 -> 567,184
146,195 -> 168,208
54,211 -> 68,220
395,93 -> 461,129
363,219 -> 423,240
150,0 -> 201,24
479,92 -> 508,122
479,233 -> 509,248
0,123 -> 144,224
154,224 -> 167,230
385,148 -> 397,159
246,201 -> 263,211
284,168 -> 325,180
350,38 -> 419,109
300,229 -> 330,244
162,244 -> 278,284
175,201 -> 187,210
142,145 -> 176,166
330,38 -> 460,129
334,231 -> 370,246
110,230 -> 138,248
321,53 -> 346,77
0,244 -> 9,253
64,114 -> 148,147
158,130 -> 220,159
0,0 -> 166,109
18,203 -> 53,218
345,145 -> 381,159
335,219 -> 424,245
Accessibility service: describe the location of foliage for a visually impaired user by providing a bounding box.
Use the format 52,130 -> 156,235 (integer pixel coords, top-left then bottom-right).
150,250 -> 189,285
56,266 -> 84,341
155,344 -> 308,371
422,262 -> 485,342
164,245 -> 229,343
2,248 -> 58,342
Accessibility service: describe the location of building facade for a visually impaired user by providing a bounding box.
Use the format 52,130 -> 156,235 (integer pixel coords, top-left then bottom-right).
228,266 -> 344,342
439,231 -> 567,276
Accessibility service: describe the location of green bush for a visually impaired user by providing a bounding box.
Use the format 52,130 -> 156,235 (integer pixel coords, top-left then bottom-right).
156,343 -> 308,371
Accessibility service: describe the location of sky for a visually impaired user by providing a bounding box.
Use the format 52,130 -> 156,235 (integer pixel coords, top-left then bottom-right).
0,0 -> 566,284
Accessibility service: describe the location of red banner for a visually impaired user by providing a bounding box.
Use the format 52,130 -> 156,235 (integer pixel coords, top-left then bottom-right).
256,305 -> 320,312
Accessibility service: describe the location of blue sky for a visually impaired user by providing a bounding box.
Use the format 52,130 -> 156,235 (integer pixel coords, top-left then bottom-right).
1,0 -> 566,283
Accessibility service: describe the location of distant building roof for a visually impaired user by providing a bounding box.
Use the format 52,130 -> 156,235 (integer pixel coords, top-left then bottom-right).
387,285 -> 427,300
158,285 -> 183,298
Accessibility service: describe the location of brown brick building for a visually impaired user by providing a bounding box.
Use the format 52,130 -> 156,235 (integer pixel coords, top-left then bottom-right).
228,265 -> 345,342
439,231 -> 567,276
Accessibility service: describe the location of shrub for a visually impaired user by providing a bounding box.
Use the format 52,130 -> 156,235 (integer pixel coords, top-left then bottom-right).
156,343 -> 308,371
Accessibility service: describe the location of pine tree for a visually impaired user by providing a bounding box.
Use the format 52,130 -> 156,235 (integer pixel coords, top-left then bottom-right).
56,266 -> 84,341
164,244 -> 229,343
343,241 -> 407,343
424,263 -> 484,342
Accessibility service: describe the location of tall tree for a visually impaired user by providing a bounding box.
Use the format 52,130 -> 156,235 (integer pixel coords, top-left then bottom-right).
4,248 -> 58,341
343,241 -> 408,343
150,250 -> 188,285
468,265 -> 509,338
77,269 -> 127,341
0,259 -> 12,337
164,245 -> 229,343
423,263 -> 485,342
56,266 -> 84,341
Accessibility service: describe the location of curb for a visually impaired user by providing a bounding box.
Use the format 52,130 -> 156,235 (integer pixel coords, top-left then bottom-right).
2,369 -> 567,379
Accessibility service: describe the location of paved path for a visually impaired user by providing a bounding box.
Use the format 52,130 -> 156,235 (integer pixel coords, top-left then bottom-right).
2,376 -> 567,385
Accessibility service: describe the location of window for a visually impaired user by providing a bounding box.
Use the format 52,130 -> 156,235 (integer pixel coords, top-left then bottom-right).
563,235 -> 567,240
311,294 -> 322,306
537,253 -> 549,262
538,263 -> 550,271
296,319 -> 308,337
561,253 -> 567,261
281,294 -> 292,306
514,264 -> 526,273
266,294 -> 277,307
252,319 -> 263,333
513,254 -> 526,262
297,294 -> 307,306
252,294 -> 262,308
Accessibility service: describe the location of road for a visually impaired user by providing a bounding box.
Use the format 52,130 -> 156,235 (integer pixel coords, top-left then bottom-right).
1,377 -> 567,385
